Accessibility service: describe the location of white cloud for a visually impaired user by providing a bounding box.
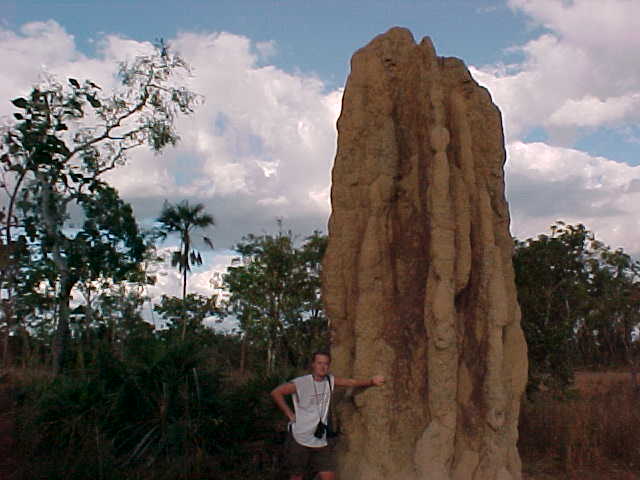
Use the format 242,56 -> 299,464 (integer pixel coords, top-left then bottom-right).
139,30 -> 339,226
0,21 -> 78,108
255,40 -> 277,60
509,0 -> 640,55
3,6 -> 640,289
507,141 -> 640,252
547,93 -> 640,128
0,21 -> 340,304
472,0 -> 640,142
257,195 -> 288,206
0,22 -> 340,247
467,0 -> 640,254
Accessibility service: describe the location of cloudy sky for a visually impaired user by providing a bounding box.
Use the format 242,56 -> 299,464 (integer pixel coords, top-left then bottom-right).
1,0 -> 639,302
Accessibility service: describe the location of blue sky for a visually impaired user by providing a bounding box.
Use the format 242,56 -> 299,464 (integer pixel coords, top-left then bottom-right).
3,0 -> 635,166
3,0 -> 534,87
1,0 -> 640,301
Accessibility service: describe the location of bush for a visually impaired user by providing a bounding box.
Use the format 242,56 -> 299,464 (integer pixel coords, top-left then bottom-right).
13,342 -> 295,479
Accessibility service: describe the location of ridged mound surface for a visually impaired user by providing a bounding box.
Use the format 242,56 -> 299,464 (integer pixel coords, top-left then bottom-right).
322,27 -> 528,480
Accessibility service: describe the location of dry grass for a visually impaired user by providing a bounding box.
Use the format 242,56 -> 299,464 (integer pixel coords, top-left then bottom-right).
573,370 -> 633,395
0,365 -> 52,387
521,371 -> 640,479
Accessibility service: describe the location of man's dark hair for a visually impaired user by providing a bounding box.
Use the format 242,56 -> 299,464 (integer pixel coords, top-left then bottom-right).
311,350 -> 331,363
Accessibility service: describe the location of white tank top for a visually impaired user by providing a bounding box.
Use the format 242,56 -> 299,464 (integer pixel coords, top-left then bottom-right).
290,374 -> 334,447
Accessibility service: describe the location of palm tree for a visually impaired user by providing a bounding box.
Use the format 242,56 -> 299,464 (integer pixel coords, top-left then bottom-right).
157,200 -> 214,338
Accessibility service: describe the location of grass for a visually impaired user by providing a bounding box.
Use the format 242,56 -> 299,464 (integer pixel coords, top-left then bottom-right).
520,371 -> 640,479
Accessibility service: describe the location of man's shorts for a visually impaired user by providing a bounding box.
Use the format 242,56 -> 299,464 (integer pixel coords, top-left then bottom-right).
284,432 -> 337,475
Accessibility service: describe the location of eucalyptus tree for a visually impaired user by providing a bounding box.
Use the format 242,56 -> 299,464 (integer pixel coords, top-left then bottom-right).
514,223 -> 597,391
583,247 -> 640,369
514,221 -> 640,393
0,42 -> 199,373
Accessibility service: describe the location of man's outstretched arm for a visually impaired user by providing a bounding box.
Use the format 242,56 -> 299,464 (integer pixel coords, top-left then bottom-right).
270,382 -> 297,422
334,375 -> 385,388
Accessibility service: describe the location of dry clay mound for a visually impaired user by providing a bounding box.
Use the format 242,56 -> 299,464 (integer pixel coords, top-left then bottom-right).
323,27 -> 528,480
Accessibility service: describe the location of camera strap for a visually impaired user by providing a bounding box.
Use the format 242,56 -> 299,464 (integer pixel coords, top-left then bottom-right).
327,375 -> 333,418
325,375 -> 339,437
312,375 -> 329,424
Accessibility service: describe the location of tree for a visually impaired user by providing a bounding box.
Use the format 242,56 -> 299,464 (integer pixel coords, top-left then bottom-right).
220,227 -> 328,373
514,221 -> 640,393
156,200 -> 214,339
72,270 -> 156,365
580,247 -> 640,371
154,293 -> 218,339
514,223 -> 597,392
0,42 -> 198,373
286,230 -> 328,364
156,200 -> 214,337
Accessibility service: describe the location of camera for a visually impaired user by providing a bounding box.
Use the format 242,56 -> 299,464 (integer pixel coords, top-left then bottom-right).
314,421 -> 338,439
313,421 -> 326,439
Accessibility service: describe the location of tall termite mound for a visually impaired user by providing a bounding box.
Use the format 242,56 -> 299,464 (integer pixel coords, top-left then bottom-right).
322,28 -> 528,480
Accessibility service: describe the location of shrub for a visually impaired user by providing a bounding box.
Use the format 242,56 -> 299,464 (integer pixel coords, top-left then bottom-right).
13,343 -> 295,479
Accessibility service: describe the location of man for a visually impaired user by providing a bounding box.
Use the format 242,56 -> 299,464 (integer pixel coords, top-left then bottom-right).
271,351 -> 385,480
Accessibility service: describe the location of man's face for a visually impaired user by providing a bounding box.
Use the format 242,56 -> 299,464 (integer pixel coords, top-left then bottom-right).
311,354 -> 331,378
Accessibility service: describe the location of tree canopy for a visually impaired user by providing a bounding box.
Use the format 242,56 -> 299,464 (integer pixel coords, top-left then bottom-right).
514,222 -> 640,393
0,43 -> 199,372
220,228 -> 327,373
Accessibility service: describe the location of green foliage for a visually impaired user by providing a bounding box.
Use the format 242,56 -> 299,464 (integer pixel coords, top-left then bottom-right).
220,228 -> 328,372
154,293 -> 219,338
514,222 -> 640,394
0,43 -> 198,372
514,223 -> 594,391
14,336 -> 290,480
17,343 -> 216,478
155,200 -> 215,340
156,201 -> 215,273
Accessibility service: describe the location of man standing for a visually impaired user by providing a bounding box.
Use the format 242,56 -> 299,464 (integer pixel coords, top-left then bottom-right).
271,351 -> 385,480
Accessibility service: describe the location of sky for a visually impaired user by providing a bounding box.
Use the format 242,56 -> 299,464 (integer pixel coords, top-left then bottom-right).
1,0 -> 639,305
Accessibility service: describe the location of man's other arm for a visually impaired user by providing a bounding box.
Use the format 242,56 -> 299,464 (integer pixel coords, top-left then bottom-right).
334,375 -> 385,388
270,382 -> 297,422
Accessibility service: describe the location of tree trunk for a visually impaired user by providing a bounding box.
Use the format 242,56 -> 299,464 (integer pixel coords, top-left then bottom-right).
1,330 -> 9,369
20,326 -> 31,368
1,170 -> 29,368
38,172 -> 76,375
240,334 -> 247,375
621,316 -> 640,396
266,337 -> 274,375
181,263 -> 188,341
52,277 -> 74,375
1,300 -> 14,368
